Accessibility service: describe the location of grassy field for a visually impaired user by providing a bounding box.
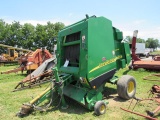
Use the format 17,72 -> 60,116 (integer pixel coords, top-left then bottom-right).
0,65 -> 160,120
150,50 -> 160,55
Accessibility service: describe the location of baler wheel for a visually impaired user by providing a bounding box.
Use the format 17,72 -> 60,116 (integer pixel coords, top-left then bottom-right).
94,101 -> 106,116
117,75 -> 136,100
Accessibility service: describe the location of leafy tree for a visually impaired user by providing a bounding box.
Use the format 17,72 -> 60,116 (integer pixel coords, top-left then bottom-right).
125,36 -> 132,43
0,19 -> 5,55
146,38 -> 159,50
21,23 -> 35,50
136,38 -> 145,43
34,22 -> 64,52
0,19 -> 6,44
0,20 -> 65,53
3,21 -> 22,47
34,24 -> 48,49
125,36 -> 145,44
54,22 -> 65,35
46,22 -> 64,52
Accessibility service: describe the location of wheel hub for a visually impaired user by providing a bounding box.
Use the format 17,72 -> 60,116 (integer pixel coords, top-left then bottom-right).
100,104 -> 105,113
128,81 -> 134,93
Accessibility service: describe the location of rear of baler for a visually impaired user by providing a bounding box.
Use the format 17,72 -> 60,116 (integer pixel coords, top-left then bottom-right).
17,15 -> 136,117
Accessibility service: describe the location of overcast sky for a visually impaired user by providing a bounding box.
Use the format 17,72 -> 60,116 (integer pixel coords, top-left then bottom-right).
0,0 -> 160,40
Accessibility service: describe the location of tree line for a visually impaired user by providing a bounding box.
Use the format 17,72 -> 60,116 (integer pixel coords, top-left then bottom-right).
0,19 -> 65,53
126,36 -> 159,50
0,19 -> 159,54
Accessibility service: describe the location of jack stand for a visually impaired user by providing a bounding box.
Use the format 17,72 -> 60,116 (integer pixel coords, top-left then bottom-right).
61,95 -> 69,109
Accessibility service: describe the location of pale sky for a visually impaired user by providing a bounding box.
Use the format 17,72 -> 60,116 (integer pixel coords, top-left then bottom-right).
0,0 -> 160,40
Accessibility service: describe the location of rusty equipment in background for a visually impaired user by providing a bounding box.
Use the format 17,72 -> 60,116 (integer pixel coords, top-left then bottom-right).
120,85 -> 160,120
13,57 -> 55,91
1,48 -> 52,74
130,30 -> 160,70
0,43 -> 31,62
143,74 -> 160,82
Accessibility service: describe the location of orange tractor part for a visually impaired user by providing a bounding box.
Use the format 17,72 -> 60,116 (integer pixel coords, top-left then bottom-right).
23,48 -> 52,72
1,48 -> 52,74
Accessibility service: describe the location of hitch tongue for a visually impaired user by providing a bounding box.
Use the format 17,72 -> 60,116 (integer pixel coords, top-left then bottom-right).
16,104 -> 33,117
16,87 -> 52,117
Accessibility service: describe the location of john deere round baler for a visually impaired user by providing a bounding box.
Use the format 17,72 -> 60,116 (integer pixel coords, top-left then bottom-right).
17,15 -> 136,117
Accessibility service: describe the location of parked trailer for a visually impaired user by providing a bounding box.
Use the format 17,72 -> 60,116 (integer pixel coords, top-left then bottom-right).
130,43 -> 150,58
17,15 -> 136,117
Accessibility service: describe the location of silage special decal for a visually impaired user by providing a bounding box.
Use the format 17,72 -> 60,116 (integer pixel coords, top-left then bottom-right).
89,55 -> 122,73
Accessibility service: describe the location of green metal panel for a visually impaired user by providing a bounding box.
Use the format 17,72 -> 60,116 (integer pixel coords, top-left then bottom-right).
79,28 -> 90,88
123,43 -> 131,64
85,90 -> 103,110
62,40 -> 80,46
63,84 -> 86,105
114,28 -> 123,41
87,17 -> 116,81
59,67 -> 79,79
55,15 -> 132,110
57,16 -> 131,87
121,59 -> 126,68
63,84 -> 104,110
113,27 -> 124,70
57,21 -> 88,70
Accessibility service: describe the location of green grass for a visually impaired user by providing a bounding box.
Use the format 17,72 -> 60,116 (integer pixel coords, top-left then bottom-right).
150,50 -> 160,55
0,65 -> 160,120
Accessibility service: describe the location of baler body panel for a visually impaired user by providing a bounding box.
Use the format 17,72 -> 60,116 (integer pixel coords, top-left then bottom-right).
57,16 -> 130,89
87,17 -> 117,88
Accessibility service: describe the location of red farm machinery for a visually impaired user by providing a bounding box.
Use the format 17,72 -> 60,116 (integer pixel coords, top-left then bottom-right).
1,48 -> 55,91
1,48 -> 52,74
130,30 -> 160,70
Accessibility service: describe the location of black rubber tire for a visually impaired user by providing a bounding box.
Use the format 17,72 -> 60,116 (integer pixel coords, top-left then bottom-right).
117,75 -> 136,100
94,101 -> 106,116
